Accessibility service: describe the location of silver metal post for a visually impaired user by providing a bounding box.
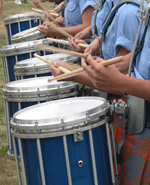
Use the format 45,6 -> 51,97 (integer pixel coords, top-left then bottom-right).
128,0 -> 145,76
63,135 -> 72,185
105,123 -> 115,184
18,138 -> 27,185
88,129 -> 98,185
37,139 -> 46,185
109,123 -> 119,176
12,136 -> 22,185
18,22 -> 21,32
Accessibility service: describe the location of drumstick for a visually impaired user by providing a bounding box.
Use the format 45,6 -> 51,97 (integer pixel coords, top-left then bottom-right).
46,21 -> 73,38
48,56 -> 125,82
47,38 -> 88,49
32,8 -> 60,18
50,12 -> 60,18
34,44 -> 86,58
34,53 -> 71,74
22,27 -> 39,37
32,8 -> 43,13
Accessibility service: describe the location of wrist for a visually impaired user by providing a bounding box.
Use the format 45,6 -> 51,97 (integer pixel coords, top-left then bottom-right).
96,37 -> 101,46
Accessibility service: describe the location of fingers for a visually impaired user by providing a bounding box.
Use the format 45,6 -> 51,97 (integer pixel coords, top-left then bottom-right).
50,64 -> 63,76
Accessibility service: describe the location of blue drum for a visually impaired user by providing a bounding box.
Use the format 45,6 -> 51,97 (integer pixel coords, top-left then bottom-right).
0,39 -> 52,83
4,12 -> 42,45
14,53 -> 79,80
11,97 -> 115,185
3,76 -> 79,159
11,26 -> 44,44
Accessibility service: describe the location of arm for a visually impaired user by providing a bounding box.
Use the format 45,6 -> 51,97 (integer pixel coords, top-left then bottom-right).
52,1 -> 64,13
38,6 -> 94,38
81,54 -> 150,101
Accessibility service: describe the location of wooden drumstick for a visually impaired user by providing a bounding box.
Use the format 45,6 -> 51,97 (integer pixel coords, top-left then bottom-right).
34,44 -> 86,58
22,27 -> 39,37
32,8 -> 43,13
34,53 -> 71,74
32,8 -> 60,17
46,21 -> 73,38
50,12 -> 60,18
47,37 -> 88,49
48,56 -> 125,82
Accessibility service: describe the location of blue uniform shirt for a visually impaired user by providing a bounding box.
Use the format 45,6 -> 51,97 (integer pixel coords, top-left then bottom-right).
101,0 -> 147,60
64,0 -> 96,27
91,0 -> 113,36
133,23 -> 150,80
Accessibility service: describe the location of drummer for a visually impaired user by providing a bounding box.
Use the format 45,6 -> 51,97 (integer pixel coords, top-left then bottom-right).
50,0 -> 148,182
80,17 -> 150,184
37,0 -> 96,38
0,0 -> 4,18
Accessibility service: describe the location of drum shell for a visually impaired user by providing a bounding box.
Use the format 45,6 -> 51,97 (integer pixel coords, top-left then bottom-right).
11,27 -> 44,44
0,39 -> 52,83
11,97 -> 113,185
4,12 -> 42,45
13,53 -> 80,80
3,77 -> 79,159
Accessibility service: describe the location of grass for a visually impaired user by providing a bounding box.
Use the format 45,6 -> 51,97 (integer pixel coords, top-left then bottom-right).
0,1 -> 52,184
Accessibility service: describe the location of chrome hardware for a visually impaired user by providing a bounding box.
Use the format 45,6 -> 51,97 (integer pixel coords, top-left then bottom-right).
78,160 -> 83,167
73,130 -> 83,142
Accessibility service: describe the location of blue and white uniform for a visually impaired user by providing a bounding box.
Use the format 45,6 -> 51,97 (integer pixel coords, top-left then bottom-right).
64,0 -> 96,27
101,0 -> 147,60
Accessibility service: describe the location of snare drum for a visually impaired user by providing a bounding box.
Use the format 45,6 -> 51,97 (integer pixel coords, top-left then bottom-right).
14,53 -> 79,80
11,97 -> 115,185
0,39 -> 52,83
4,12 -> 42,45
3,76 -> 79,159
11,26 -> 44,44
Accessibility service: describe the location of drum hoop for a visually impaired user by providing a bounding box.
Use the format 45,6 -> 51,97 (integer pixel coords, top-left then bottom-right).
14,68 -> 50,76
4,12 -> 41,25
11,33 -> 44,44
3,77 -> 78,97
11,97 -> 109,130
3,91 -> 78,102
11,117 -> 109,139
0,39 -> 51,56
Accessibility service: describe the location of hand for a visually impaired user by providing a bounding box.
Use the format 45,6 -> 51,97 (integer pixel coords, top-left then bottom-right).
68,37 -> 87,53
81,55 -> 125,94
32,0 -> 45,9
74,26 -> 92,40
115,52 -> 131,73
54,15 -> 65,27
84,38 -> 101,56
0,0 -> 4,18
38,22 -> 55,37
50,61 -> 75,81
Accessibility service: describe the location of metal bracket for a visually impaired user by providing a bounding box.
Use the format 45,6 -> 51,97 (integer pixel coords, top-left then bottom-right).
73,130 -> 83,142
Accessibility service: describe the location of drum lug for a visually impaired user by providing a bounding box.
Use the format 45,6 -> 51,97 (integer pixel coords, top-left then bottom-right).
73,130 -> 83,142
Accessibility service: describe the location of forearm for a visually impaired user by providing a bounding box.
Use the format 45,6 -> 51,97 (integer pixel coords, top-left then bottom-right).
66,73 -> 96,89
53,2 -> 64,13
48,24 -> 92,38
121,75 -> 150,100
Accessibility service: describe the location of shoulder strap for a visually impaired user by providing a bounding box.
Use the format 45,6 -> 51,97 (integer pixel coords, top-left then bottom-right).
100,0 -> 142,41
93,0 -> 107,38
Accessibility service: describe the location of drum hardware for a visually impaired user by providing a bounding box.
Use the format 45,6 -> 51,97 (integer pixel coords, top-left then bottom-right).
73,129 -> 83,142
78,160 -> 84,167
10,97 -> 115,184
